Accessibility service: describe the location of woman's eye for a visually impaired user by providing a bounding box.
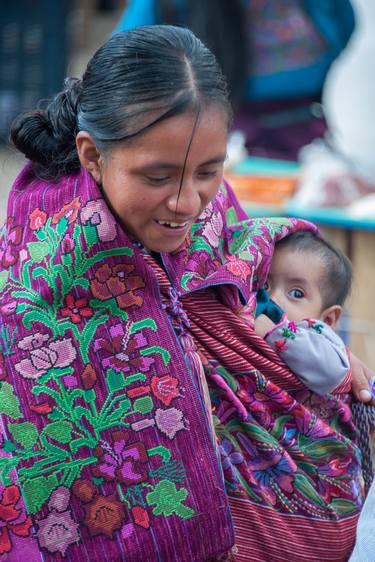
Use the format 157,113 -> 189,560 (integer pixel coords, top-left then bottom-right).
289,288 -> 304,299
145,176 -> 170,185
198,170 -> 218,179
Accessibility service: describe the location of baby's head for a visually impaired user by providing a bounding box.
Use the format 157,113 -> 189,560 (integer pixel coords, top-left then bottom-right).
266,230 -> 352,327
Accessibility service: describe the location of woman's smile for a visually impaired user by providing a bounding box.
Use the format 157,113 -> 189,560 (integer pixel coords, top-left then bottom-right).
95,105 -> 228,253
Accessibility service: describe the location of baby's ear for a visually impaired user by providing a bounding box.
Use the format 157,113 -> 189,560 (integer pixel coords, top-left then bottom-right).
321,305 -> 342,329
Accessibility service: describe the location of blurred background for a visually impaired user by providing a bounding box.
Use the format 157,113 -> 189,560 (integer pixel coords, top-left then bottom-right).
1,0 -> 375,368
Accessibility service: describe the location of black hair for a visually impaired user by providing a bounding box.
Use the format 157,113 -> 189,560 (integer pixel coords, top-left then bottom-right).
275,230 -> 352,309
11,25 -> 231,181
159,0 -> 248,108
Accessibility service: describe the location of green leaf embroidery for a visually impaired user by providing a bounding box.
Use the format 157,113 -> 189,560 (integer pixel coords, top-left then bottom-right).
43,421 -> 73,444
106,370 -> 126,392
56,217 -> 69,237
8,422 -> 39,449
22,473 -> 58,514
133,397 -> 153,415
0,271 -> 8,292
0,382 -> 22,419
27,241 -> 50,263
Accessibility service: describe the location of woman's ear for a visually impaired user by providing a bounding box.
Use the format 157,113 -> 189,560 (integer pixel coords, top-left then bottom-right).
76,131 -> 103,184
321,304 -> 342,329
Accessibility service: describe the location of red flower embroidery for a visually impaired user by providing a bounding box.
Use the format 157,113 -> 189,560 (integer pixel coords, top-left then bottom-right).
131,506 -> 150,529
275,339 -> 288,353
0,218 -> 23,269
72,479 -> 125,538
151,375 -> 180,406
0,485 -> 32,555
80,364 -> 97,389
29,208 -> 47,231
91,263 -> 145,309
225,257 -> 251,281
52,197 -> 81,225
61,295 -> 93,324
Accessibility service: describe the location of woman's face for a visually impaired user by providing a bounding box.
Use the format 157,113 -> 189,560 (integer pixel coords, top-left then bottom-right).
96,105 -> 228,253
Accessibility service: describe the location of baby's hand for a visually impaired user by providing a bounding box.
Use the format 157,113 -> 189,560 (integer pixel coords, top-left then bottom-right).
254,314 -> 275,337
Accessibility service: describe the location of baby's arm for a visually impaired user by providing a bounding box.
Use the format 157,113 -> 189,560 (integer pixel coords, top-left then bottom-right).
256,314 -> 350,394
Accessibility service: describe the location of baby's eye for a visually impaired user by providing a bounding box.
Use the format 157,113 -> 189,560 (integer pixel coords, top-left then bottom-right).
289,288 -> 304,299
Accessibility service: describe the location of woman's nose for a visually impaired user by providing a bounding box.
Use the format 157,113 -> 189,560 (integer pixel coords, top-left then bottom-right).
166,180 -> 201,217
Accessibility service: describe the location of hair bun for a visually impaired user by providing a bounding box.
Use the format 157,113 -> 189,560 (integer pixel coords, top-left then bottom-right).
10,77 -> 82,180
11,110 -> 54,165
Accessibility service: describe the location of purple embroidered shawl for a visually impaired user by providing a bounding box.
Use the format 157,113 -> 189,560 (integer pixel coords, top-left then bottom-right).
0,163 -> 346,561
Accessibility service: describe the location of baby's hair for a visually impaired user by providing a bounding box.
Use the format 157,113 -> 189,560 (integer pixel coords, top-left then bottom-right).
275,230 -> 352,309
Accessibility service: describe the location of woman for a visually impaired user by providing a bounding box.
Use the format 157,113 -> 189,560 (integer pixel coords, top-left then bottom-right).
0,26 -> 369,561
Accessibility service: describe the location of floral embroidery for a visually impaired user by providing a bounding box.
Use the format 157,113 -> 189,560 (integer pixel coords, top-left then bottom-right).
91,263 -> 145,309
151,375 -> 180,406
219,438 -> 244,481
94,323 -> 154,373
0,218 -> 23,268
73,480 -> 125,538
155,407 -> 186,439
36,487 -> 79,556
52,196 -> 81,224
201,212 -> 223,248
92,431 -> 149,485
0,485 -> 32,555
275,339 -> 288,352
61,294 -> 93,324
29,209 -> 47,231
80,364 -> 97,389
15,334 -> 77,380
80,199 -> 117,242
61,234 -> 75,254
146,480 -> 194,518
225,256 -> 252,281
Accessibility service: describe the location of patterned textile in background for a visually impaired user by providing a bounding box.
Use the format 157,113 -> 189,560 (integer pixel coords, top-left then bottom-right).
0,164 -> 364,561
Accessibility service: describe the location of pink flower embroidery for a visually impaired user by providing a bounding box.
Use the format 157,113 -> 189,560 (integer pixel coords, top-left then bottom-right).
155,407 -> 186,439
62,234 -> 75,254
15,333 -> 76,379
198,202 -> 214,221
0,300 -> 17,316
29,209 -> 47,231
80,199 -> 117,242
0,218 -> 23,269
36,487 -> 79,556
201,212 -> 223,247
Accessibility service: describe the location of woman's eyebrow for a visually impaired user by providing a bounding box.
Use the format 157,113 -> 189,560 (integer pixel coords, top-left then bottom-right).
138,155 -> 227,171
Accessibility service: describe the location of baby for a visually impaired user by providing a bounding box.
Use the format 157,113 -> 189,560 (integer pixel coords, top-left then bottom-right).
255,230 -> 352,394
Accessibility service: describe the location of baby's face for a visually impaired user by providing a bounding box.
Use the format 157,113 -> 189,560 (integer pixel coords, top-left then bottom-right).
265,247 -> 325,323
